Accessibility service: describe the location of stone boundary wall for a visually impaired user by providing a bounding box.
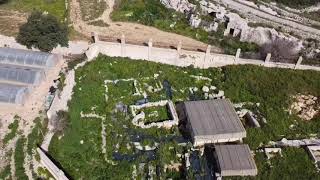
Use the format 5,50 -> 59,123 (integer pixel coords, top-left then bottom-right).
85,34 -> 320,71
37,148 -> 69,180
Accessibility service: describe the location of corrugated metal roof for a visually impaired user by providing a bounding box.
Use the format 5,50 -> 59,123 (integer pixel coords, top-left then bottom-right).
0,48 -> 59,67
184,99 -> 246,136
215,144 -> 257,176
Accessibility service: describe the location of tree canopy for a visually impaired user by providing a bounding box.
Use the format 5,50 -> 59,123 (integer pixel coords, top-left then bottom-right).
16,11 -> 68,52
0,0 -> 8,4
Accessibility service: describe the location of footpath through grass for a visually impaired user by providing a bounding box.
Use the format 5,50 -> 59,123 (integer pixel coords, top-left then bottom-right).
48,55 -> 320,179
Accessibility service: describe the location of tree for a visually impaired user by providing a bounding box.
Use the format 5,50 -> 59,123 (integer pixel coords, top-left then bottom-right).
16,11 -> 68,52
260,37 -> 299,63
0,0 -> 9,4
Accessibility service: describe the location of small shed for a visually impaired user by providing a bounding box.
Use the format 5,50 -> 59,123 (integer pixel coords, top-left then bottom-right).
183,99 -> 246,146
214,144 -> 258,177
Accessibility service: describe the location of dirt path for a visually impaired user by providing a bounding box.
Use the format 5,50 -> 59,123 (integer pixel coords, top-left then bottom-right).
69,0 -> 221,52
0,10 -> 26,36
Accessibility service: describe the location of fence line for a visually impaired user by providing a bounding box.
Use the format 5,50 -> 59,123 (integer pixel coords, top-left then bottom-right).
86,33 -> 320,72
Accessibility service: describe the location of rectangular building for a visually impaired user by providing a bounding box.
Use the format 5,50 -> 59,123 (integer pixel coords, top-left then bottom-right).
214,144 -> 258,176
183,99 -> 246,146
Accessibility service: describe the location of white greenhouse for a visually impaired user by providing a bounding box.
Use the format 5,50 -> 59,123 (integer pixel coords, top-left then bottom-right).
0,65 -> 45,85
0,83 -> 30,105
0,48 -> 60,68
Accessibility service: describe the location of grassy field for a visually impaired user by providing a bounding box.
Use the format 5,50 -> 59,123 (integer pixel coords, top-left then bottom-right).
0,0 -> 67,20
111,0 -> 259,55
48,55 -> 320,179
143,106 -> 170,124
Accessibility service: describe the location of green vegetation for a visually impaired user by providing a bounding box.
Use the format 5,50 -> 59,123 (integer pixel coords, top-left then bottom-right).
0,0 -> 66,21
3,117 -> 19,145
143,106 -> 170,124
258,0 -> 319,8
26,117 -> 48,155
78,0 -> 107,21
222,65 -> 320,149
111,0 -> 259,55
16,11 -> 69,52
0,164 -> 11,179
249,0 -> 318,9
48,55 -> 320,179
228,148 -> 318,180
14,137 -> 28,180
0,150 -> 12,179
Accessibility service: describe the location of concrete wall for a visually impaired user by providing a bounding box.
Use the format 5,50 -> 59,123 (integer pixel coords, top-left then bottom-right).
37,148 -> 69,180
86,36 -> 320,71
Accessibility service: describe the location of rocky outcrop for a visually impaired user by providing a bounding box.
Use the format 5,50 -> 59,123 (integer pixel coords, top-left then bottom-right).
189,14 -> 201,28
160,0 -> 195,13
159,0 -> 306,54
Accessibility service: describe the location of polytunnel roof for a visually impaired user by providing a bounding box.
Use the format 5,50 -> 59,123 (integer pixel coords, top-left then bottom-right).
0,83 -> 29,104
0,65 -> 44,85
0,48 -> 59,68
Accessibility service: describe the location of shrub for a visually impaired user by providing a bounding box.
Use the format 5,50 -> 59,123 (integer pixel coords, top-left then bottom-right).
16,11 -> 68,52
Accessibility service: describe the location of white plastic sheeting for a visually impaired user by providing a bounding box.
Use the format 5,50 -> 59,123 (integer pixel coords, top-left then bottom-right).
0,65 -> 45,85
0,83 -> 30,104
0,48 -> 59,67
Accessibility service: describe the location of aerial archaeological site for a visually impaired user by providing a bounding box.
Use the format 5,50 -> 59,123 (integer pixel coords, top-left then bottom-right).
1,0 -> 320,179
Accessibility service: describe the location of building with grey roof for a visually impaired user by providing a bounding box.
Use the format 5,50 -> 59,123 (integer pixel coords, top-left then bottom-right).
212,144 -> 258,177
183,99 -> 246,146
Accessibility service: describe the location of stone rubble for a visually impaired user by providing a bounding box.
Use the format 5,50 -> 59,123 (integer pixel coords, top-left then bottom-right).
290,94 -> 319,121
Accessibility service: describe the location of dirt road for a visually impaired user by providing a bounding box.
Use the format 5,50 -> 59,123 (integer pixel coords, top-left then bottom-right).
69,0 -> 222,52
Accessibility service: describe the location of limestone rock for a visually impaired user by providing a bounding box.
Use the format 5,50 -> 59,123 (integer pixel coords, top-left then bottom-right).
202,86 -> 210,92
203,22 -> 219,32
189,14 -> 201,28
160,0 -> 195,13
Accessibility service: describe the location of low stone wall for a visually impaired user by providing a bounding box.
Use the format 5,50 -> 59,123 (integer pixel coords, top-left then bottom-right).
37,148 -> 69,180
86,35 -> 320,71
130,100 -> 179,129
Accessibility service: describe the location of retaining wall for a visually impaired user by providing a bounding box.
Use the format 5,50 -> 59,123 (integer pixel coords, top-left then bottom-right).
86,35 -> 320,71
